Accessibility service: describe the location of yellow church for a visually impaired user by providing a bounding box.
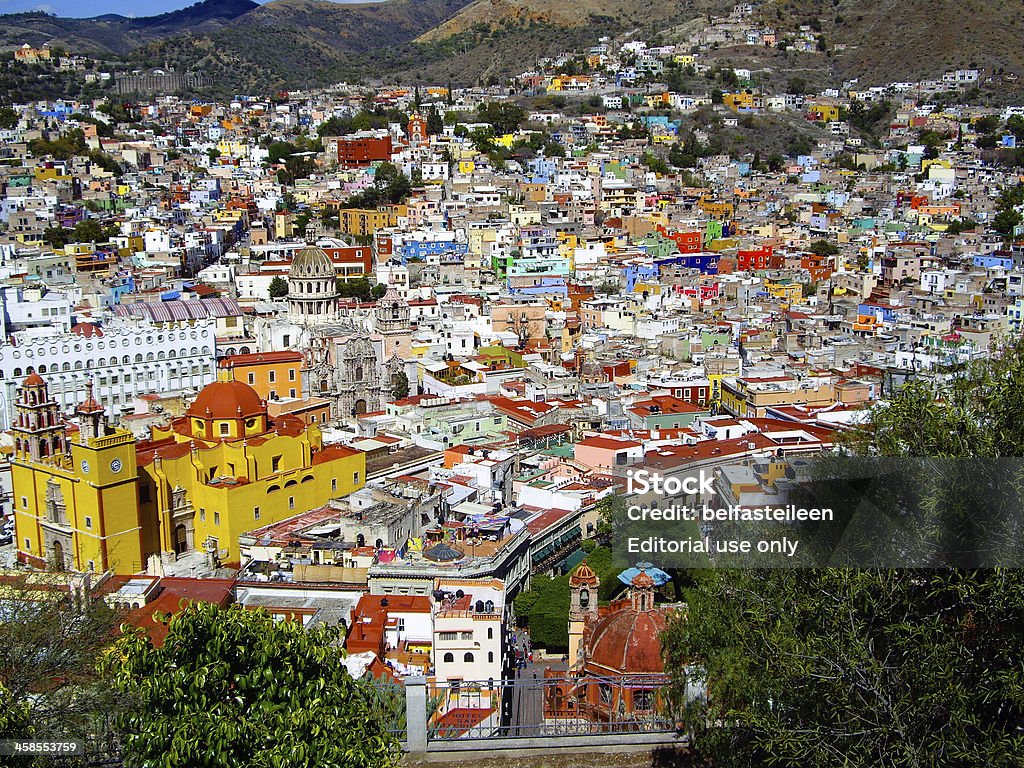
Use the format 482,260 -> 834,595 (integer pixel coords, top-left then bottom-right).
12,373 -> 365,575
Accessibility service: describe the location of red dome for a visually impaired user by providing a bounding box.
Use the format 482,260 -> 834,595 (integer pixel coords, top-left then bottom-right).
586,607 -> 668,675
23,371 -> 45,386
569,561 -> 599,587
186,380 -> 266,420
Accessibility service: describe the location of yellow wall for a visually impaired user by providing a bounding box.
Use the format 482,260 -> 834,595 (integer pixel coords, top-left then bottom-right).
13,429 -> 146,574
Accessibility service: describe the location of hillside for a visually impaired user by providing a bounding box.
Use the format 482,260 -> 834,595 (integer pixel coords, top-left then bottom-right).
0,0 -> 258,56
129,0 -> 476,93
5,0 -> 1024,97
755,0 -> 1024,83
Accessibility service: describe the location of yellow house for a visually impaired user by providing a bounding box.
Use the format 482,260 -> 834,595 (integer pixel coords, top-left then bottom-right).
807,103 -> 841,122
12,376 -> 365,574
336,206 -> 402,238
216,140 -> 249,159
723,91 -> 757,112
34,166 -> 72,182
458,159 -> 476,175
765,279 -> 802,303
698,198 -> 735,219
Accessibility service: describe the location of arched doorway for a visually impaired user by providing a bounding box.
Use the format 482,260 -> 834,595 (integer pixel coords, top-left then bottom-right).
51,541 -> 65,571
354,399 -> 367,415
174,525 -> 188,555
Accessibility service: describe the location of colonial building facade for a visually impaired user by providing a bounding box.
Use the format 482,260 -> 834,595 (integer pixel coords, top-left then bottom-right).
12,374 -> 366,574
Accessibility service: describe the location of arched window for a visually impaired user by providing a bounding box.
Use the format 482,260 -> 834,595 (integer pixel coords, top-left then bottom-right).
463,652 -> 474,663
38,365 -> 46,373
267,485 -> 280,493
488,651 -> 494,663
146,353 -> 154,362
61,362 -> 70,371
135,354 -> 143,363
443,653 -> 454,663
13,368 -> 21,377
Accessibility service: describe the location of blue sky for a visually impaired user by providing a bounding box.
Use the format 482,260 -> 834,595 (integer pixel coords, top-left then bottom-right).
0,0 -> 379,19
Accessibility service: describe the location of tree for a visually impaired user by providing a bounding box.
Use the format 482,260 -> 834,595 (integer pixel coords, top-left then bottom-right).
475,101 -> 525,135
426,106 -> 443,136
993,208 -> 1021,237
0,106 -> 17,129
808,239 -> 840,257
342,163 -> 411,209
391,370 -> 410,400
0,574 -> 125,753
664,337 -> 1024,768
268,275 -> 288,299
100,603 -> 400,768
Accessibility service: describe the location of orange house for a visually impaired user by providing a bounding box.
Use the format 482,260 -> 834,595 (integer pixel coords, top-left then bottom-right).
219,351 -> 305,401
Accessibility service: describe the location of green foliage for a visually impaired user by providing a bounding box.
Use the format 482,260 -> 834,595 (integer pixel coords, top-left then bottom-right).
268,275 -> 289,299
514,544 -> 622,651
666,568 -> 1024,767
391,370 -> 410,400
641,151 -> 670,175
0,106 -> 18,129
808,239 -> 839,257
44,217 -> 120,248
89,150 -> 122,175
426,106 -> 444,136
266,140 -> 316,185
100,603 -> 400,768
665,337 -> 1024,766
337,277 -> 387,302
993,208 -> 1021,237
945,218 -> 978,235
342,162 -> 411,209
29,128 -> 87,160
1006,115 -> 1024,141
475,101 -> 525,135
975,114 -> 1002,135
0,575 -> 125,749
0,683 -> 32,737
318,108 -> 407,138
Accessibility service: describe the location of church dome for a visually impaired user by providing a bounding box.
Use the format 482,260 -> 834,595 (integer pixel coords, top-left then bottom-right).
187,380 -> 266,419
586,605 -> 668,675
569,560 -> 599,587
289,246 -> 335,278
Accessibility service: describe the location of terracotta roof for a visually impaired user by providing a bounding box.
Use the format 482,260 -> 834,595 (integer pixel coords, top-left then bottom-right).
186,380 -> 266,420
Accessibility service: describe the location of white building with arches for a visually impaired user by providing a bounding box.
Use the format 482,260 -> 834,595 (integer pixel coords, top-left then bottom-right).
0,318 -> 218,429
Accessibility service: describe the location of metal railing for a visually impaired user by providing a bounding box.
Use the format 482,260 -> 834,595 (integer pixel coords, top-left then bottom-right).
380,673 -> 676,743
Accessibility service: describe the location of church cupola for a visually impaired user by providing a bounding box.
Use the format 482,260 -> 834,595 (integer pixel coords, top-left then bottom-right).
76,381 -> 107,443
287,245 -> 340,324
569,560 -> 600,622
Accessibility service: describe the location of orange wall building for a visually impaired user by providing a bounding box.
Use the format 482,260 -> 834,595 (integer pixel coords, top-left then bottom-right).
219,351 -> 305,401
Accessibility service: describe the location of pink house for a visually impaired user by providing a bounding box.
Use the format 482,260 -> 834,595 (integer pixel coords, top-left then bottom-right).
573,435 -> 644,472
